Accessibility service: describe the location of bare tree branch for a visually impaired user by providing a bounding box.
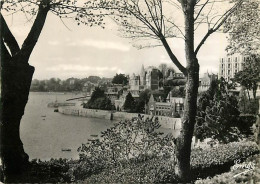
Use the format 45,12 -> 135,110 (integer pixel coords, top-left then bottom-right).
164,17 -> 185,38
194,0 -> 210,22
20,1 -> 50,62
160,36 -> 187,75
212,0 -> 243,31
195,0 -> 243,55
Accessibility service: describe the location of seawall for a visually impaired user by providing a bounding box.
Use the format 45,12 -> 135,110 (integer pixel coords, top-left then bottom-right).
58,107 -> 182,130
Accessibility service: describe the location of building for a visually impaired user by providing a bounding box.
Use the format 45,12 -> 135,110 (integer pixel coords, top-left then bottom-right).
105,84 -> 124,104
166,71 -> 174,80
129,65 -> 162,92
129,73 -> 144,98
218,53 -> 247,81
145,66 -> 161,90
218,53 -> 260,98
173,73 -> 185,78
198,72 -> 218,92
147,93 -> 184,117
140,64 -> 146,86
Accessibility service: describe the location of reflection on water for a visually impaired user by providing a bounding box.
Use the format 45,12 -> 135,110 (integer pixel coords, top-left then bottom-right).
20,92 -> 174,161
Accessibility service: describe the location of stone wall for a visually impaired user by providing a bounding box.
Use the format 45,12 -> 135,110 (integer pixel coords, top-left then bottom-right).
58,107 -> 182,130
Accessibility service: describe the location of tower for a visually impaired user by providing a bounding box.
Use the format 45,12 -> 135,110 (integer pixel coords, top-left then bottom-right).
140,64 -> 146,86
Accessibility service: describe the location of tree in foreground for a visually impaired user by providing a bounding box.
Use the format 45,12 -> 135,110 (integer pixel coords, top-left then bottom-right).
225,0 -> 260,55
195,79 -> 241,144
90,0 -> 243,181
239,88 -> 259,115
0,0 -> 103,181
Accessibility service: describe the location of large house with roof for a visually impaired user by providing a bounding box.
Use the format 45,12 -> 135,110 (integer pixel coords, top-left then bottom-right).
147,92 -> 184,117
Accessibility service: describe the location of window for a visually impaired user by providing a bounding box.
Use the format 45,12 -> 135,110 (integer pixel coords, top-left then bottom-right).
228,64 -> 231,68
228,70 -> 230,75
228,58 -> 230,62
235,63 -> 238,68
235,57 -> 237,62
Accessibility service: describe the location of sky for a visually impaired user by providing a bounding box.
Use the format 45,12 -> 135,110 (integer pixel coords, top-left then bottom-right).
4,2 -> 229,80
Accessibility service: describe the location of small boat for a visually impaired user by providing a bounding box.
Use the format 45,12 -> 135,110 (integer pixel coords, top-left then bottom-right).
54,109 -> 58,112
61,148 -> 71,152
87,139 -> 99,142
47,101 -> 59,108
41,115 -> 46,117
90,135 -> 98,137
47,101 -> 76,108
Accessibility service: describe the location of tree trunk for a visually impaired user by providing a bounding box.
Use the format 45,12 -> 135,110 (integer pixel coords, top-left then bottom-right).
247,89 -> 251,101
253,84 -> 257,100
175,61 -> 199,182
174,1 -> 199,182
1,4 -> 49,182
0,61 -> 34,182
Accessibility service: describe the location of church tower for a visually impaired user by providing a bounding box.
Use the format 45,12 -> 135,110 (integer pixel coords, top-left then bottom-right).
140,64 -> 146,86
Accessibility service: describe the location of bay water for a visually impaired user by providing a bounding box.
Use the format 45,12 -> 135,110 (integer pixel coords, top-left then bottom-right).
20,92 -> 173,161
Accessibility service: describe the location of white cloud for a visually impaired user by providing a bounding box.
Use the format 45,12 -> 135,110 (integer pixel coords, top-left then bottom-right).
66,39 -> 130,52
46,64 -> 119,72
48,41 -> 60,45
67,42 -> 77,46
48,57 -> 63,61
69,57 -> 81,61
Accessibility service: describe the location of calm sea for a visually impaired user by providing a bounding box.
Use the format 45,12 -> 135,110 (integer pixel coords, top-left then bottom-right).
20,92 -> 173,161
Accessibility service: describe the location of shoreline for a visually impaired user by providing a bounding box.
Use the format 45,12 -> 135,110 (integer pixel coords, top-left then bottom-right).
58,106 -> 182,131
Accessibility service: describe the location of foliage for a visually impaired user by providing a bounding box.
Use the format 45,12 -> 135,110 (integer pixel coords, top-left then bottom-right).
170,87 -> 185,98
195,78 -> 241,143
237,115 -> 257,136
112,73 -> 128,85
87,76 -> 102,84
87,87 -> 105,102
1,1 -> 105,28
84,141 -> 259,183
191,141 -> 259,171
164,79 -> 186,87
2,139 -> 257,183
158,63 -> 176,79
158,63 -> 168,77
234,55 -> 260,99
195,153 -> 260,184
28,158 -> 75,183
88,0 -> 244,180
84,157 -> 178,183
173,112 -> 181,118
123,92 -> 136,112
84,87 -> 113,110
76,117 -> 176,181
134,89 -> 151,113
30,76 -> 108,92
0,158 -> 75,183
225,0 -> 260,54
239,88 -> 259,114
